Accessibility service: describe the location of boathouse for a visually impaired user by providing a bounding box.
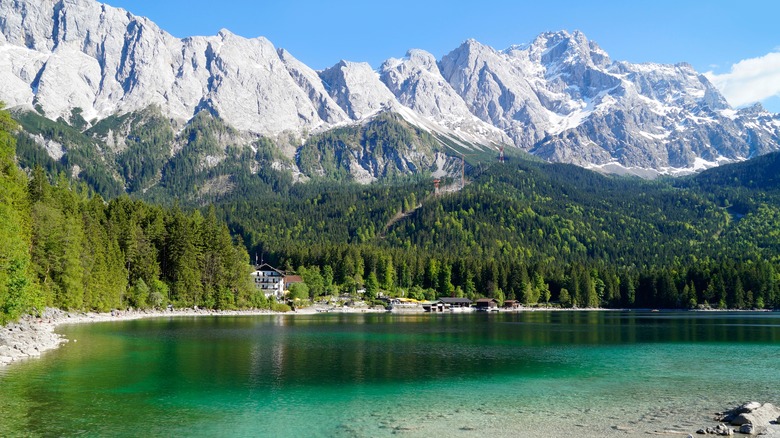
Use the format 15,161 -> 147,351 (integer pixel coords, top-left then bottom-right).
438,297 -> 473,308
422,300 -> 445,312
475,298 -> 499,311
503,300 -> 521,310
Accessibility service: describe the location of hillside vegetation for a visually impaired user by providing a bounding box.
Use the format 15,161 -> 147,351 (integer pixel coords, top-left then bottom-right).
0,106 -> 280,323
220,154 -> 780,310
3,105 -> 780,323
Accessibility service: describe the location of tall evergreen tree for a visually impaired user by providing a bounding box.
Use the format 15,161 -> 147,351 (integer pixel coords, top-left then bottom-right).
0,104 -> 40,322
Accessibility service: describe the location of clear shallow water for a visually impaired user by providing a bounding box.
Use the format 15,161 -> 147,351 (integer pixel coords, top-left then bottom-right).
1,311 -> 779,437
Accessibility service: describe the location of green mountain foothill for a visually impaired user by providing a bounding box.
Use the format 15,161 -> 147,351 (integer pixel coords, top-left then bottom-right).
2,104 -> 780,324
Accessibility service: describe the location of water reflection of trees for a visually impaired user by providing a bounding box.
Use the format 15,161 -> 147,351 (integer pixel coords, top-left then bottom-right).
142,313 -> 780,389
2,312 -> 780,436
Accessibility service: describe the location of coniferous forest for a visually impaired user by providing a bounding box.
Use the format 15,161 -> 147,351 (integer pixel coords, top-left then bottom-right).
223,155 -> 780,310
0,107 -> 264,324
2,104 -> 780,323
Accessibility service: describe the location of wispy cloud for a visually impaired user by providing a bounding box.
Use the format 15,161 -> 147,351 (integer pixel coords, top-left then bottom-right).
705,51 -> 780,108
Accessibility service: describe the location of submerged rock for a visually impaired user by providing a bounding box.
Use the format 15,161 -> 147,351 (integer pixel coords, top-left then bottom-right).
737,423 -> 768,435
696,423 -> 733,435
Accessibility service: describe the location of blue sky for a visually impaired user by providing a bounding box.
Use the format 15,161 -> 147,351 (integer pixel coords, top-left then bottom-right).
105,0 -> 780,112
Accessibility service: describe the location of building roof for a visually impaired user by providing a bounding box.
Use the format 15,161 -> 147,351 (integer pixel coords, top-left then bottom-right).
255,263 -> 284,274
284,275 -> 303,283
475,298 -> 499,303
439,297 -> 472,304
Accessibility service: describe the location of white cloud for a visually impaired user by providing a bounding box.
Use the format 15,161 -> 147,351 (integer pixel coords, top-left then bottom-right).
704,51 -> 780,108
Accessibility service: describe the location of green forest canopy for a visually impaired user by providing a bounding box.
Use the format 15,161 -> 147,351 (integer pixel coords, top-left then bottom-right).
3,104 -> 780,323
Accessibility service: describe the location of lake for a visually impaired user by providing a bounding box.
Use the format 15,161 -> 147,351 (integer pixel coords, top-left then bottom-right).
1,311 -> 778,437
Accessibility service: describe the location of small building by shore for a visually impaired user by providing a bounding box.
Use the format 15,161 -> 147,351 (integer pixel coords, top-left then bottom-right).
439,297 -> 473,309
388,298 -> 425,313
284,275 -> 303,290
503,300 -> 521,310
424,297 -> 473,313
475,298 -> 499,311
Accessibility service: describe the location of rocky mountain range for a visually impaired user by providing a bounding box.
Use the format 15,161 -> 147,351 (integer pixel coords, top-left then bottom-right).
1,0 -> 779,182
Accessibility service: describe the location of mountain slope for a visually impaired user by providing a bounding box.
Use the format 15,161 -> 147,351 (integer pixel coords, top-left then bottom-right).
1,0 -> 779,184
214,152 -> 780,308
440,32 -> 780,173
0,0 -> 342,134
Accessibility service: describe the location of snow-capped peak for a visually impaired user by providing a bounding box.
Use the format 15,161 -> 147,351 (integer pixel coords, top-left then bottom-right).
0,0 -> 778,178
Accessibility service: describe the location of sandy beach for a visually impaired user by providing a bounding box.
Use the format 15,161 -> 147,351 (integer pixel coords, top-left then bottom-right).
0,305 -> 385,367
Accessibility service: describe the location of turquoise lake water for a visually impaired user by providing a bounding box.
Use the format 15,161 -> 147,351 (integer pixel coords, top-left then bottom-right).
1,311 -> 779,437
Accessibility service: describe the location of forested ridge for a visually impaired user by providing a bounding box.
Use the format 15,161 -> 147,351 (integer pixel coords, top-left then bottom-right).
221,155 -> 780,310
0,106 -> 273,324
3,103 -> 780,324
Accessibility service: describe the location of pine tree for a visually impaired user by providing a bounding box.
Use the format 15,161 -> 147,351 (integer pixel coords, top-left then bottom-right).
438,263 -> 454,296
380,256 -> 395,291
365,271 -> 379,300
534,272 -> 550,304
165,208 -> 202,306
81,196 -> 125,311
559,288 -> 572,308
0,104 -> 40,322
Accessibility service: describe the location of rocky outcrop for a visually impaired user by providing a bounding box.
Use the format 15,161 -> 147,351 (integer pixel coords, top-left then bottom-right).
0,0 -> 349,134
318,60 -> 398,120
694,402 -> 780,436
710,402 -> 780,435
379,49 -> 511,146
439,32 -> 780,173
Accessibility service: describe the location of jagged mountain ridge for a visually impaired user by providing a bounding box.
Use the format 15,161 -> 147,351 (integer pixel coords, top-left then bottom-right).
1,0 -> 779,179
439,33 -> 780,172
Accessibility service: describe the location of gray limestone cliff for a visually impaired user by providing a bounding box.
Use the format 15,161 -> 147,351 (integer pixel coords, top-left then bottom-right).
1,0 -> 779,179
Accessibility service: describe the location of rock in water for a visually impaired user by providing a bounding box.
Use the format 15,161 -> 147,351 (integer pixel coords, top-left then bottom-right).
696,424 -> 734,436
716,401 -> 761,423
714,423 -> 734,436
723,402 -> 780,428
738,423 -> 768,435
708,402 -> 780,436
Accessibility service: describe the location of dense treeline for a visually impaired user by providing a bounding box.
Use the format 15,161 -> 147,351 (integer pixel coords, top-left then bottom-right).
246,241 -> 780,310
0,107 -> 272,323
0,106 -> 37,323
5,102 -> 780,317
220,157 -> 780,310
